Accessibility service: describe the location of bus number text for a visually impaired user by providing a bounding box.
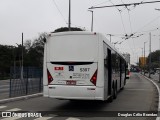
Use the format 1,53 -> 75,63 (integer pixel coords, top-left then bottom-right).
80,68 -> 90,72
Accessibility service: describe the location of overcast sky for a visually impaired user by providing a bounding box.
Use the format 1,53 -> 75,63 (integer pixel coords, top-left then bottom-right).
0,0 -> 160,64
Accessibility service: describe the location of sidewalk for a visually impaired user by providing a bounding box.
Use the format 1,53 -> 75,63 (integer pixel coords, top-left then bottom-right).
142,73 -> 160,89
140,73 -> 160,120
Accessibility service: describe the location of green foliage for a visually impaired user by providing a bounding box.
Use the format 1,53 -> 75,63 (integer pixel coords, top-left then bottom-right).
147,50 -> 160,69
54,27 -> 84,33
0,45 -> 15,79
23,33 -> 46,67
0,33 -> 46,79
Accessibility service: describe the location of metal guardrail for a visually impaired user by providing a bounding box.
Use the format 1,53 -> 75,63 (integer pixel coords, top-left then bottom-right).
9,67 -> 43,97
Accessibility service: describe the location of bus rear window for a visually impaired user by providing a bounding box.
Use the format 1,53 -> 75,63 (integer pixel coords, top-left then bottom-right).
47,35 -> 99,62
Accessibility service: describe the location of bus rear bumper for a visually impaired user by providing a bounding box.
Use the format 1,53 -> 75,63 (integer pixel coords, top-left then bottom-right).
43,85 -> 104,100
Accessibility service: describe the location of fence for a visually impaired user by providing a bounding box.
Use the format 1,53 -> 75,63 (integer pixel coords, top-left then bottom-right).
10,67 -> 43,97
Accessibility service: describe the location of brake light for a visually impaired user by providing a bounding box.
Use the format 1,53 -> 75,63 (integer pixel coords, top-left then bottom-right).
128,71 -> 130,75
47,69 -> 53,84
90,69 -> 98,86
127,70 -> 130,75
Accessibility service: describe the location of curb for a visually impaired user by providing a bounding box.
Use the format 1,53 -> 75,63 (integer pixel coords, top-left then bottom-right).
140,74 -> 160,120
0,93 -> 43,104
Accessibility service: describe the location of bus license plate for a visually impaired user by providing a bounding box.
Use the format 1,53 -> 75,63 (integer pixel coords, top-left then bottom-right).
66,80 -> 76,85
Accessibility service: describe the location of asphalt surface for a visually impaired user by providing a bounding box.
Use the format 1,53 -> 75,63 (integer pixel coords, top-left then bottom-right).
0,73 -> 158,120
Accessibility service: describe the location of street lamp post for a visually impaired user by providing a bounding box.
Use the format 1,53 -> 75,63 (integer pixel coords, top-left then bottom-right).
88,10 -> 93,32
141,48 -> 143,73
149,33 -> 151,78
16,43 -> 21,74
68,0 -> 71,31
16,33 -> 23,80
21,33 -> 23,80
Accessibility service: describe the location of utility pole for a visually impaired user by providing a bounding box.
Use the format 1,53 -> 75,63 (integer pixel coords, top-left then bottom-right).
13,47 -> 16,78
149,33 -> 151,78
68,0 -> 71,31
141,48 -> 143,74
16,43 -> 22,79
155,8 -> 160,82
159,34 -> 160,83
159,31 -> 160,82
159,58 -> 160,83
21,33 -> 23,80
88,10 -> 93,32
142,48 -> 143,59
144,41 -> 147,75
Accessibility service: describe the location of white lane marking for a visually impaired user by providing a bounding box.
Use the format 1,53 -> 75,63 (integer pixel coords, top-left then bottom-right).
0,106 -> 7,109
66,117 -> 80,120
6,108 -> 21,111
34,117 -> 53,120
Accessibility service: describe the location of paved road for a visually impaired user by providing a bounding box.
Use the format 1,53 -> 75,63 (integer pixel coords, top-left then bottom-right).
0,73 -> 158,120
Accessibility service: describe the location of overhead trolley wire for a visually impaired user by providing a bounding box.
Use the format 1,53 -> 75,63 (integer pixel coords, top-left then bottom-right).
109,0 -> 127,34
120,0 -> 136,58
134,15 -> 160,34
106,0 -> 135,57
52,0 -> 68,25
89,1 -> 160,9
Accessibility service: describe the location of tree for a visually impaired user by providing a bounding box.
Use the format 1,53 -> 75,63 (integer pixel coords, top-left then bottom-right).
53,27 -> 84,33
0,45 -> 15,79
23,33 -> 46,67
147,50 -> 160,69
24,40 -> 32,52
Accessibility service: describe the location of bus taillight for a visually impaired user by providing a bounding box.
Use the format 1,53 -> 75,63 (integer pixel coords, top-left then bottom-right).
47,69 -> 53,84
90,69 -> 98,86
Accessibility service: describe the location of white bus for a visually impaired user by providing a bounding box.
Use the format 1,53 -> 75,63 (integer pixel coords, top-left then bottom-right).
43,31 -> 127,101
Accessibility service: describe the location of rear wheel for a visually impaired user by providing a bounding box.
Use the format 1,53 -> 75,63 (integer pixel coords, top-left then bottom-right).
108,84 -> 114,102
113,84 -> 117,99
108,95 -> 113,103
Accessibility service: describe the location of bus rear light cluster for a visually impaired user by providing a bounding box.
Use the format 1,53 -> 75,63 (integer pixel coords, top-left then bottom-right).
90,69 -> 98,86
47,69 -> 53,84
